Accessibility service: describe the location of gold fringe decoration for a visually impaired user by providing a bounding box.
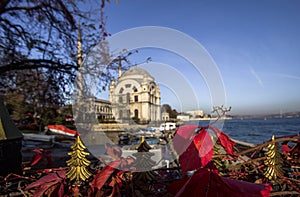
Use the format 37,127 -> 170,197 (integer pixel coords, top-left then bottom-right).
264,135 -> 284,181
66,135 -> 92,185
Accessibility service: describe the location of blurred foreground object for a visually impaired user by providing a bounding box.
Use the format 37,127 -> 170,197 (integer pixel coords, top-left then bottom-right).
0,99 -> 23,176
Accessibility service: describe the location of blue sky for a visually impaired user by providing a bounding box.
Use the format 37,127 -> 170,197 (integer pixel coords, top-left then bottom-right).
97,0 -> 300,115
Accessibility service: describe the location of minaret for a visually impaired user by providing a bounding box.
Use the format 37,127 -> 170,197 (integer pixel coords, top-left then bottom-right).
109,79 -> 115,103
118,58 -> 122,79
75,21 -> 84,122
77,23 -> 83,69
77,21 -> 83,97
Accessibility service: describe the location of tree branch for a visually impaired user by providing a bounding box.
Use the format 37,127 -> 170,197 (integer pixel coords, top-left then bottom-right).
0,59 -> 78,76
0,0 -> 10,14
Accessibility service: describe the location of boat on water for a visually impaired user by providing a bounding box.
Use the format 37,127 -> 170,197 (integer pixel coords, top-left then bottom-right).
46,125 -> 78,137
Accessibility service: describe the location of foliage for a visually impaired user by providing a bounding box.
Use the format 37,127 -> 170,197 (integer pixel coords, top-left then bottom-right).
1,91 -> 29,120
162,104 -> 178,119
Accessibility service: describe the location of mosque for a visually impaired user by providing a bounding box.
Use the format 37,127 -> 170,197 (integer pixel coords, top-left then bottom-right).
95,66 -> 161,124
75,29 -> 161,124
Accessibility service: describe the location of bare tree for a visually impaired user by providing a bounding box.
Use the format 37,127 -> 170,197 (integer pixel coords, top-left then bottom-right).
0,0 -> 112,111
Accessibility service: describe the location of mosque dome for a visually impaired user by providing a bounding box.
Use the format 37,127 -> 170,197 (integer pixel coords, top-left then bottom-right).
120,66 -> 154,83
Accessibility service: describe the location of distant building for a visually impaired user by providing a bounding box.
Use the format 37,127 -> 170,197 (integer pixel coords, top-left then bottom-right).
161,111 -> 170,121
177,114 -> 190,121
94,99 -> 113,121
186,110 -> 204,119
177,110 -> 205,121
109,66 -> 161,124
73,97 -> 113,123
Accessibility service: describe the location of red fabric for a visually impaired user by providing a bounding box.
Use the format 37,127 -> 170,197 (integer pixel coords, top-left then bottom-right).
30,149 -> 53,167
174,125 -> 236,176
169,168 -> 272,197
25,170 -> 66,197
178,129 -> 214,175
210,126 -> 235,155
179,141 -> 202,176
57,182 -> 65,197
281,144 -> 291,155
173,125 -> 198,155
193,130 -> 214,167
47,125 -> 78,136
91,160 -> 121,190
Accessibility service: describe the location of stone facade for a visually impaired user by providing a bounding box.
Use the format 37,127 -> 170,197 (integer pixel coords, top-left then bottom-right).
74,97 -> 113,123
109,66 -> 161,124
94,99 -> 113,121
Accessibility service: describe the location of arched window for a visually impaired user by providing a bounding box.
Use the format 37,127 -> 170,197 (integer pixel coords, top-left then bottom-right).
119,96 -> 123,103
133,86 -> 138,92
126,93 -> 130,103
134,109 -> 138,118
119,110 -> 122,119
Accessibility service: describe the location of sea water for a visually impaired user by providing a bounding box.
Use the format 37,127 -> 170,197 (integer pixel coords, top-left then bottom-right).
184,118 -> 300,144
